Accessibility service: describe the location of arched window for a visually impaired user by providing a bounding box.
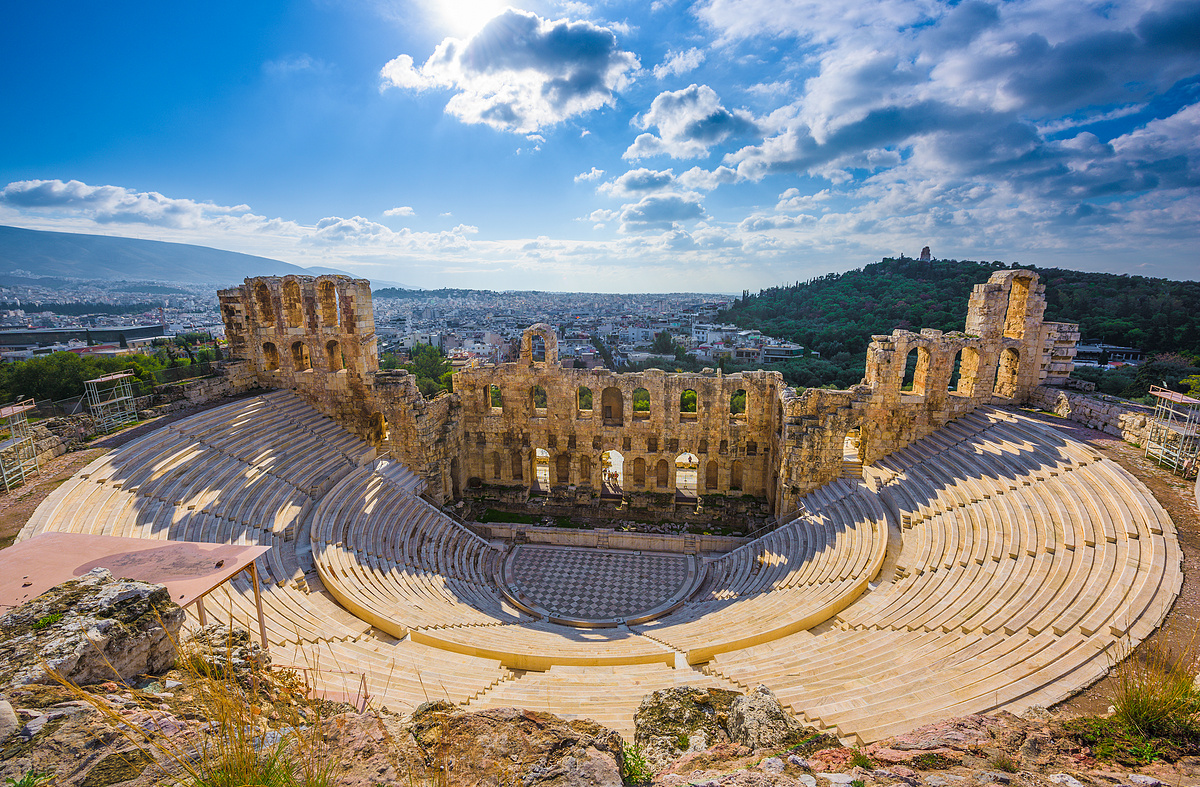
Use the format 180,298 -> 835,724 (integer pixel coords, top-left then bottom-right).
555,453 -> 571,484
995,347 -> 1020,398
283,280 -> 302,328
730,389 -> 747,416
901,347 -> 930,395
340,292 -> 355,333
631,457 -> 646,486
511,450 -> 524,481
680,389 -> 697,418
317,280 -> 338,327
491,451 -> 502,480
262,341 -> 279,371
601,387 -> 623,425
579,454 -> 592,483
705,460 -> 718,490
577,386 -> 593,412
950,347 -> 979,396
488,384 -> 502,411
292,341 -> 311,371
326,340 -> 343,371
632,387 -> 650,420
730,460 -> 744,491
254,282 -> 274,323
655,459 -> 670,488
531,335 -> 546,362
1003,276 -> 1032,340
698,439 -> 708,454
531,385 -> 548,411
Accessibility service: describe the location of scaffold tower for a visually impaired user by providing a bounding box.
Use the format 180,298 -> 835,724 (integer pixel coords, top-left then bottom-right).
0,399 -> 40,492
1145,385 -> 1200,480
85,371 -> 138,434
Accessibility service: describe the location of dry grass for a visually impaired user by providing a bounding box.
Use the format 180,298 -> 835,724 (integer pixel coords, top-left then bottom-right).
1109,638 -> 1200,740
49,625 -> 342,787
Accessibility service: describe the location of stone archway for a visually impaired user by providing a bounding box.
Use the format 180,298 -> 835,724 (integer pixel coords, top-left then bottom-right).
520,323 -> 559,365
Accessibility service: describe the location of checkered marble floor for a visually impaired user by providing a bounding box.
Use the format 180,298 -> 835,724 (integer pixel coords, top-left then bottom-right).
507,545 -> 690,621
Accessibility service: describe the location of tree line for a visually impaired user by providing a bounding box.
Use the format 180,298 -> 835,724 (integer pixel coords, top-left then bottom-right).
718,258 -> 1200,398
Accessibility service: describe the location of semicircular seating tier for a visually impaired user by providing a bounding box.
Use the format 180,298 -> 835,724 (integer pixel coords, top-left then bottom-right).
20,394 -> 1181,743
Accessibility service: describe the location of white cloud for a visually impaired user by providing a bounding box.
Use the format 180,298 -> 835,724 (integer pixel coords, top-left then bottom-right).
598,168 -> 678,197
380,8 -> 639,134
624,84 -> 758,159
384,206 -> 415,217
653,47 -> 706,79
0,179 -> 259,229
575,167 -> 606,182
618,192 -> 706,232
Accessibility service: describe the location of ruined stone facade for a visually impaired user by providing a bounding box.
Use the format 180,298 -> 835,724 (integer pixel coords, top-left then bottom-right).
219,269 -> 1077,518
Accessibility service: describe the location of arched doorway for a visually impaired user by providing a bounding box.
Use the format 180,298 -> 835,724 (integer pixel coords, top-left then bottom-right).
995,347 -> 1020,398
675,452 -> 698,499
600,450 -> 624,497
534,448 -> 551,490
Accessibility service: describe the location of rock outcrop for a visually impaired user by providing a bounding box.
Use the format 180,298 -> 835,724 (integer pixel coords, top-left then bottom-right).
728,684 -> 810,751
635,686 -> 743,771
409,700 -> 625,786
0,568 -> 184,689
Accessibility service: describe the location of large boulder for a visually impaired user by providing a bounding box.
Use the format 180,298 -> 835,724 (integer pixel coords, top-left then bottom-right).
409,700 -> 624,787
0,568 -> 185,688
634,686 -> 742,772
728,684 -> 809,750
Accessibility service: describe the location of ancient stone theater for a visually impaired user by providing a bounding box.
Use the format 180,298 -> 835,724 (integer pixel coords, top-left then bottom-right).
21,269 -> 1181,743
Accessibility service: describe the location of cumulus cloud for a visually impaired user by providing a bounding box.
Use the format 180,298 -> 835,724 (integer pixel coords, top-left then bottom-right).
0,179 -> 257,229
575,167 -> 605,182
625,84 -> 758,159
384,206 -> 415,217
653,47 -> 706,79
618,192 -> 706,232
598,168 -> 678,197
380,8 -> 639,133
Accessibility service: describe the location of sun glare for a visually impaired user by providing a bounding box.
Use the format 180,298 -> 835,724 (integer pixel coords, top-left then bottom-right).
435,0 -> 512,36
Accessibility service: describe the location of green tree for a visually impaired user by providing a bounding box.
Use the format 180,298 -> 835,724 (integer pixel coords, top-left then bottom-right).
399,344 -> 452,399
652,331 -> 675,355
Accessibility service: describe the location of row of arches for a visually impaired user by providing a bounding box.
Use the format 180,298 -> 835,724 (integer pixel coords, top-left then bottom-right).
254,280 -> 349,332
488,448 -> 752,496
899,346 -> 1020,399
261,340 -> 344,372
485,384 -> 749,422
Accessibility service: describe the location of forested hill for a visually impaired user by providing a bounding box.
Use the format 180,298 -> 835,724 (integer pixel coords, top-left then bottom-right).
721,258 -> 1200,359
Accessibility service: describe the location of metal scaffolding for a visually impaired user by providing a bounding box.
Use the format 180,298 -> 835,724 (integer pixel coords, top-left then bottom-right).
1,399 -> 40,492
1145,385 -> 1200,480
85,371 -> 138,434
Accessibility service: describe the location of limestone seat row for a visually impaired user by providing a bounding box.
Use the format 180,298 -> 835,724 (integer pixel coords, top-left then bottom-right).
704,410 -> 1180,744
634,480 -> 888,664
18,392 -> 376,646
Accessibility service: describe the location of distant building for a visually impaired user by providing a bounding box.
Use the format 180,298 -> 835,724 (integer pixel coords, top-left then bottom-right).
919,246 -> 932,261
1075,343 -> 1145,367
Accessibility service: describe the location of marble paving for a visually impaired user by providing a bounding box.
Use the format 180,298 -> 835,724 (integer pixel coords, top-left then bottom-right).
506,545 -> 690,621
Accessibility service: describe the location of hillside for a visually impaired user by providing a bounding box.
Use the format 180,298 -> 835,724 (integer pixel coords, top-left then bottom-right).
0,225 -> 354,286
718,258 -> 1200,391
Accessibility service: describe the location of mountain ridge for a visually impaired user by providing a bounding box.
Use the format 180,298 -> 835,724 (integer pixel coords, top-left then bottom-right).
0,225 -> 409,288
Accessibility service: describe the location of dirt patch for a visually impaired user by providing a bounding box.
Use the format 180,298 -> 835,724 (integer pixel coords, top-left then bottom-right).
1015,407 -> 1200,716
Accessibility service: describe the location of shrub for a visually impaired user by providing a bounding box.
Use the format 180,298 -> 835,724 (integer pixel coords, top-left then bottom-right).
989,752 -> 1018,773
849,749 -> 874,769
621,743 -> 654,786
1110,641 -> 1200,740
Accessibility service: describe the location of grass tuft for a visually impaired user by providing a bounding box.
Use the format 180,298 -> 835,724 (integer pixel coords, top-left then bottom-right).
621,743 -> 654,786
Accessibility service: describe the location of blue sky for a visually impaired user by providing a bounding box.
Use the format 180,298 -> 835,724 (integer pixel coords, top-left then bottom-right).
1,0 -> 1197,291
